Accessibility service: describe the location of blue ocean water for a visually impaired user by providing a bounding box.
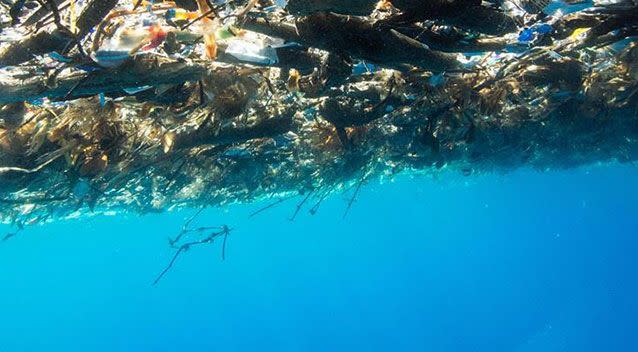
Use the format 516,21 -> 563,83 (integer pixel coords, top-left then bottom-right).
1,165 -> 637,352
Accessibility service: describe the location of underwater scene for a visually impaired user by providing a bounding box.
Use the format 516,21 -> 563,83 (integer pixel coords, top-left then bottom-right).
1,0 -> 637,351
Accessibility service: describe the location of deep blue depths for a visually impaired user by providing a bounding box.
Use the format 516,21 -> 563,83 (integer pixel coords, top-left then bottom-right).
1,165 -> 637,352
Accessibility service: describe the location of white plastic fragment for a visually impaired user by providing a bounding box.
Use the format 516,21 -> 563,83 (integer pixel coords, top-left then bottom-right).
225,40 -> 279,65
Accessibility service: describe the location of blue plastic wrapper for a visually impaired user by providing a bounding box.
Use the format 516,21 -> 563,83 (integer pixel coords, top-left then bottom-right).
535,23 -> 553,35
518,24 -> 553,43
518,28 -> 535,42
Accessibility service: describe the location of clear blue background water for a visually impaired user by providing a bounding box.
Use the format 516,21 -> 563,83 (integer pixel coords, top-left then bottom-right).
1,165 -> 637,352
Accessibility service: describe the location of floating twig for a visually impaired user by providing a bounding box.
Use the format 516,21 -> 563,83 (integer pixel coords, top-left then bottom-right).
169,207 -> 206,246
221,230 -> 228,261
343,174 -> 367,219
249,195 -> 294,218
309,186 -> 334,215
290,190 -> 313,221
154,224 -> 231,285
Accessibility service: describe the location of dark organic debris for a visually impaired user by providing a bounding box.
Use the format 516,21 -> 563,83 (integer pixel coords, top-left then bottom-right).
0,0 -> 636,229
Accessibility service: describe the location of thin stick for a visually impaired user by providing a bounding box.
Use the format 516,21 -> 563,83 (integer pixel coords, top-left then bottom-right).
180,8 -> 216,31
133,0 -> 143,11
343,175 -> 366,219
152,246 -> 185,285
309,187 -> 333,215
249,196 -> 293,218
184,207 -> 205,229
40,0 -> 87,58
169,207 -> 206,246
221,231 -> 228,261
153,225 -> 231,285
290,190 -> 313,221
31,2 -> 70,30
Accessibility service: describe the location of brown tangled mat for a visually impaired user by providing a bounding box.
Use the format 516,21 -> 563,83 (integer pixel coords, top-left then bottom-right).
0,0 -> 636,227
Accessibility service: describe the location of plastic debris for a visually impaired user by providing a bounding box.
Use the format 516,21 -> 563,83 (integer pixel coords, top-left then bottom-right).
0,0 -> 635,224
226,39 -> 279,65
518,24 -> 554,43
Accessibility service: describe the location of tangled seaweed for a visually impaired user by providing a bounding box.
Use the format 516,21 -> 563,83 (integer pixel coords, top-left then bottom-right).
0,0 -> 636,231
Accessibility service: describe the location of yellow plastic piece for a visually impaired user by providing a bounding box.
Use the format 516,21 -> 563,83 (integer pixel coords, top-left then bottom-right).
570,28 -> 590,40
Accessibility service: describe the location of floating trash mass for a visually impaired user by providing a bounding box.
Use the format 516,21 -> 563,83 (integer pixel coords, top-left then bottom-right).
0,0 -> 636,227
